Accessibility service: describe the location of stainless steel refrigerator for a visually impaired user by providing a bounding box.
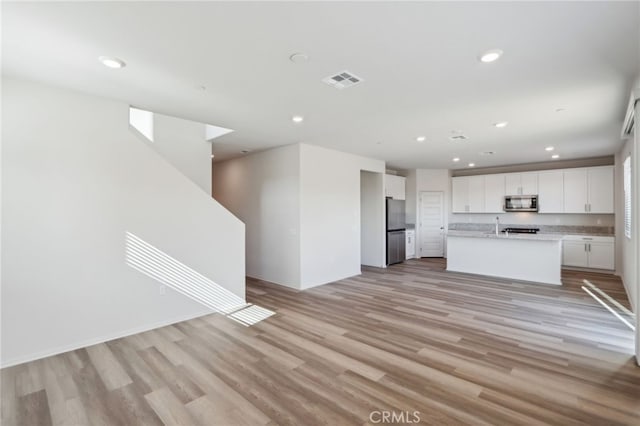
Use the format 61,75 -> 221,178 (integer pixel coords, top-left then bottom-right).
386,199 -> 406,265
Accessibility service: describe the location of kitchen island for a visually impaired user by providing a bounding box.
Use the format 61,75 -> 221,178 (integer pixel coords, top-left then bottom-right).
446,230 -> 563,285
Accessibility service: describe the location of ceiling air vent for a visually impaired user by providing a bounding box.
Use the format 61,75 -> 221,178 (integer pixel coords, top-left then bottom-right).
449,134 -> 468,141
322,70 -> 363,89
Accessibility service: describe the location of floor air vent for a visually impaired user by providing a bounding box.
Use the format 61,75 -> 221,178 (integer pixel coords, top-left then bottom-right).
322,70 -> 363,89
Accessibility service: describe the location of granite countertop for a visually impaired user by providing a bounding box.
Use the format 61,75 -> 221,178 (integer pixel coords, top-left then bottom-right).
447,230 -> 564,241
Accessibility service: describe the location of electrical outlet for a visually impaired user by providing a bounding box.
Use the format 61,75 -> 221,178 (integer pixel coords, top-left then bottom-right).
159,285 -> 167,295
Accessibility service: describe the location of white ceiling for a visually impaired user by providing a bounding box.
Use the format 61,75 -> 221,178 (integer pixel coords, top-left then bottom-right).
3,2 -> 639,169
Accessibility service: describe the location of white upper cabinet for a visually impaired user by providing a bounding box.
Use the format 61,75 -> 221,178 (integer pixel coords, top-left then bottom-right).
563,166 -> 613,214
587,166 -> 614,213
451,165 -> 613,215
521,172 -> 538,195
505,173 -> 521,195
451,176 -> 485,213
563,169 -> 589,213
538,170 -> 564,213
484,174 -> 506,213
452,177 -> 469,213
505,172 -> 538,195
385,174 -> 406,200
467,176 -> 485,212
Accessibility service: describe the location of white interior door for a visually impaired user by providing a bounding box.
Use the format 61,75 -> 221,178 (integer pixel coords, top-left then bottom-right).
419,191 -> 445,257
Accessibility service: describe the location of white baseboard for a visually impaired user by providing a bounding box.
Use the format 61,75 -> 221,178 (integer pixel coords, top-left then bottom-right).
0,308 -> 213,369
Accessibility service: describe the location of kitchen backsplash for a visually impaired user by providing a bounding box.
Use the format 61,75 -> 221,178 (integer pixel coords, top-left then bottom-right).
448,222 -> 614,236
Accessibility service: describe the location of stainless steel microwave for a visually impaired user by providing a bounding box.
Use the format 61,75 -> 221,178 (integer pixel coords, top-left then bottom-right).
504,195 -> 538,212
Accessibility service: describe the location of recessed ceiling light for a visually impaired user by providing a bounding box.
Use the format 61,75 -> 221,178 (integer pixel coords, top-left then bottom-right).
98,56 -> 126,69
289,53 -> 309,64
452,157 -> 460,162
493,121 -> 508,128
551,154 -> 560,159
416,136 -> 426,142
545,146 -> 554,151
292,115 -> 304,123
468,163 -> 475,167
479,49 -> 503,63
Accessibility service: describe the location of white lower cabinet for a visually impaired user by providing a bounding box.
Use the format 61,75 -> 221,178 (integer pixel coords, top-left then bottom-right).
406,230 -> 415,259
587,242 -> 615,270
562,235 -> 614,270
562,241 -> 590,267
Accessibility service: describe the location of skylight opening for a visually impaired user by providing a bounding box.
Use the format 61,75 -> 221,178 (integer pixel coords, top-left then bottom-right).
205,124 -> 234,141
129,107 -> 154,142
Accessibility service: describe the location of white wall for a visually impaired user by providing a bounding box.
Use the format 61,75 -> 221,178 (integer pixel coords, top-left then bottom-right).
213,144 -> 301,288
360,171 -> 385,268
635,102 -> 640,364
615,136 -> 636,312
1,78 -> 245,367
299,144 -> 385,289
151,113 -> 213,194
405,169 -> 417,225
214,143 -> 385,290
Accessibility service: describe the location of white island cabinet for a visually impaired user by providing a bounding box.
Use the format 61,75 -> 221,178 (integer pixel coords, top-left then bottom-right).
447,231 -> 563,285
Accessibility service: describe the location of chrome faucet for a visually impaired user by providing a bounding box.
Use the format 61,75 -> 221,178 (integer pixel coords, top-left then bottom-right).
495,216 -> 499,236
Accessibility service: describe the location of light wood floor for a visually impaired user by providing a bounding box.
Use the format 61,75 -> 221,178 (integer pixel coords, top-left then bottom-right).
2,258 -> 639,425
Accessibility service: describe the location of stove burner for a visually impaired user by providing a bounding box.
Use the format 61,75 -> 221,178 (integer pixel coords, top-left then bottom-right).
502,227 -> 540,234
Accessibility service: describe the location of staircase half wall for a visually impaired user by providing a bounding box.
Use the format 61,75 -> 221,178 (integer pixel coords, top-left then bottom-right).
1,78 -> 245,367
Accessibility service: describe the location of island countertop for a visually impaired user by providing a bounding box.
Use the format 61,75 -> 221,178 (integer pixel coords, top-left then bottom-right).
447,230 -> 564,242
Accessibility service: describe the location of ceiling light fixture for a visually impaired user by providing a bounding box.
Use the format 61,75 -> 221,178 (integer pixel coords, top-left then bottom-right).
289,53 -> 310,64
551,154 -> 560,159
416,136 -> 426,142
452,157 -> 460,162
292,115 -> 304,123
468,163 -> 475,167
98,56 -> 126,69
545,146 -> 554,151
493,121 -> 508,128
479,49 -> 503,63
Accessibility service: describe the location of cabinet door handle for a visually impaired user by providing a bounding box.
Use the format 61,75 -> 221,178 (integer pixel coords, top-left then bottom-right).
588,204 -> 591,212
585,204 -> 588,212
588,243 -> 591,252
584,244 -> 587,252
